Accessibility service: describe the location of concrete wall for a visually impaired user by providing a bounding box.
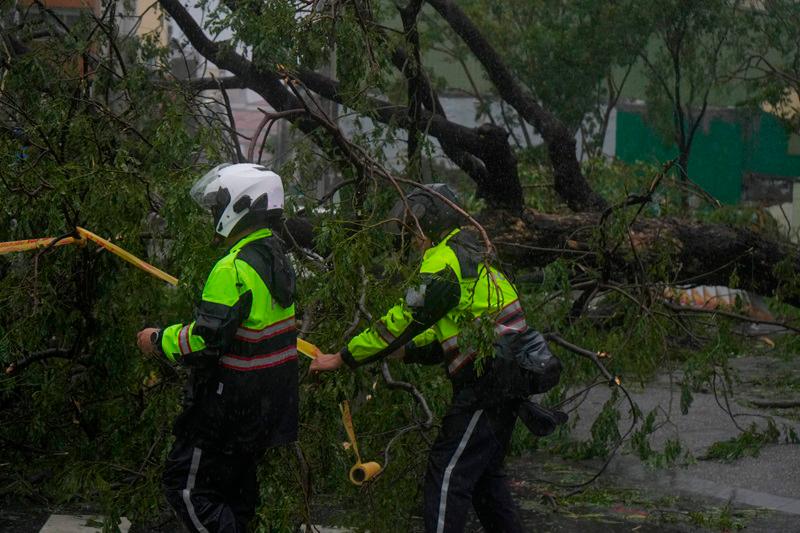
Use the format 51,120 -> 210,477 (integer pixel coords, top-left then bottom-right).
615,105 -> 800,205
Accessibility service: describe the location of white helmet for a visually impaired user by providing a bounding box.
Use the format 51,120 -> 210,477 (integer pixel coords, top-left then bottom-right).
190,163 -> 285,238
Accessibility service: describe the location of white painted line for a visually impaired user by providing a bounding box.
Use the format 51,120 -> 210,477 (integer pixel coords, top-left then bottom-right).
39,515 -> 131,533
38,515 -> 357,533
302,526 -> 357,533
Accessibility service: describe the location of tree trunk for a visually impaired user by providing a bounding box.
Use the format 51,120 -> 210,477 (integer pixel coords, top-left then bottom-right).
472,124 -> 523,210
480,209 -> 800,307
427,0 -> 608,212
678,148 -> 690,181
677,143 -> 691,207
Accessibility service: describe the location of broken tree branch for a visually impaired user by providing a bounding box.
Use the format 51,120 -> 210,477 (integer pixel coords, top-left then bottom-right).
5,348 -> 72,375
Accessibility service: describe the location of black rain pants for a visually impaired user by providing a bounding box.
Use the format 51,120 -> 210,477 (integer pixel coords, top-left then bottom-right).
163,438 -> 263,533
423,403 -> 524,533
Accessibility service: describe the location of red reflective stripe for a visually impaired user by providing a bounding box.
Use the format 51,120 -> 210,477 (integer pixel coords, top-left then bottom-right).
496,316 -> 528,335
506,316 -> 527,329
496,300 -> 522,322
220,354 -> 298,371
219,346 -> 298,371
442,335 -> 458,352
179,325 -> 191,355
498,311 -> 523,325
448,350 -> 476,374
235,317 -> 296,342
437,301 -> 525,373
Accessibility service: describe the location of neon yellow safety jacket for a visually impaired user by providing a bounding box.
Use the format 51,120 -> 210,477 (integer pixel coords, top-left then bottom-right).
341,228 -> 529,388
158,228 -> 299,449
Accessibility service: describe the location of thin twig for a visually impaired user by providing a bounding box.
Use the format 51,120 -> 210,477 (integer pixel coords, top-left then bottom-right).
343,267 -> 370,339
214,73 -> 246,163
380,362 -> 434,429
545,332 -> 615,383
662,301 -> 800,335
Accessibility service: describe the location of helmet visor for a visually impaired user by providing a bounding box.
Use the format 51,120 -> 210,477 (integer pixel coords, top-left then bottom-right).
190,164 -> 231,212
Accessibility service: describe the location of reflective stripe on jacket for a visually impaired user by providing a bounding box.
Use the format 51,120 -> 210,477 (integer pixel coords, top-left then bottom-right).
160,228 -> 299,450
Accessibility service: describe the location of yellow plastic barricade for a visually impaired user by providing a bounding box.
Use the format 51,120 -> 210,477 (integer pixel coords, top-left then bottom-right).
340,400 -> 382,486
0,228 -> 178,286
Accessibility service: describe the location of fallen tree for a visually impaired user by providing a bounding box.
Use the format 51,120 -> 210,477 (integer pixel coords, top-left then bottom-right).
482,209 -> 800,308
160,0 -> 800,310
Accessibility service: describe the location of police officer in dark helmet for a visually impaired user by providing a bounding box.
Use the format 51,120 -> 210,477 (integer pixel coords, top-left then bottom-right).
137,163 -> 299,532
312,184 -> 564,533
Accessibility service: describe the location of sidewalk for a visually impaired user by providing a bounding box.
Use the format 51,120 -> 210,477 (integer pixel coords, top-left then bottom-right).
492,353 -> 800,531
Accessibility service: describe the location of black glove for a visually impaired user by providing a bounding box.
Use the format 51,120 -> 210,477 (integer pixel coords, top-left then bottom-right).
516,400 -> 568,437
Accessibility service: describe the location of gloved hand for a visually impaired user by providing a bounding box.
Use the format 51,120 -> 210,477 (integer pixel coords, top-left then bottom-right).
516,400 -> 568,437
137,327 -> 160,355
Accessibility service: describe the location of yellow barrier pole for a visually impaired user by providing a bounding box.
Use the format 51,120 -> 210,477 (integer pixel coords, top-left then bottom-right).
75,227 -> 178,286
0,236 -> 79,255
340,400 -> 382,486
297,338 -> 321,359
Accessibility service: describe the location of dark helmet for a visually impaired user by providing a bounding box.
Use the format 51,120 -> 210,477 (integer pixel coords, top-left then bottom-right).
387,183 -> 463,241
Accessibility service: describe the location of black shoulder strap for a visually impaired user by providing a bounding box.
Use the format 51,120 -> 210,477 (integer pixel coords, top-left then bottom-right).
446,228 -> 487,279
236,236 -> 296,308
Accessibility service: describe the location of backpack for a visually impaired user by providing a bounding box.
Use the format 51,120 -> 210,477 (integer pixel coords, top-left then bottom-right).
477,328 -> 563,402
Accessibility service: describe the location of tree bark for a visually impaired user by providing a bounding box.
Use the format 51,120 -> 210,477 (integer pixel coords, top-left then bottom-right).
389,47 -> 489,189
426,0 -> 608,212
294,69 -> 524,209
481,209 -> 800,307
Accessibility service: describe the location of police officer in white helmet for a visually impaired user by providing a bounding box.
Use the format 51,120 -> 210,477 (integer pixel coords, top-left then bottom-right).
137,163 -> 298,532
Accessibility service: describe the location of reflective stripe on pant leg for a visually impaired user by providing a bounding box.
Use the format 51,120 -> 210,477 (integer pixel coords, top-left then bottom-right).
182,447 -> 209,533
436,410 -> 483,533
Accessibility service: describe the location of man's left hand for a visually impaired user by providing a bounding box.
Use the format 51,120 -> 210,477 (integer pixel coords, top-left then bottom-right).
137,328 -> 160,355
310,352 -> 344,372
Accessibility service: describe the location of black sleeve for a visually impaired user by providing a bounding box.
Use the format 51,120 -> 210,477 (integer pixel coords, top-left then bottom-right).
340,266 -> 460,368
403,340 -> 444,365
153,329 -> 165,356
182,291 -> 252,366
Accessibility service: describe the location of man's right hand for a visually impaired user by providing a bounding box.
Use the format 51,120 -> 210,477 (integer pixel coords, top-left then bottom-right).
310,352 -> 344,372
137,327 -> 159,355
